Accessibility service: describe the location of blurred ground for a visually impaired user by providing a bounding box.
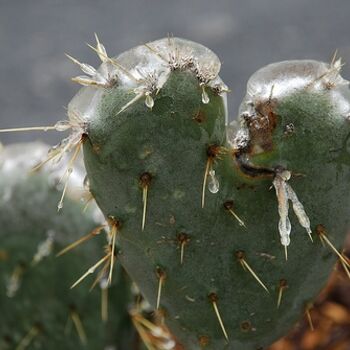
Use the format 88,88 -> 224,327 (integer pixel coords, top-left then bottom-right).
1,1 -> 350,349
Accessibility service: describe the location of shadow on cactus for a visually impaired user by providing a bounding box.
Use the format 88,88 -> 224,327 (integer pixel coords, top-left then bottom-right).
1,36 -> 350,350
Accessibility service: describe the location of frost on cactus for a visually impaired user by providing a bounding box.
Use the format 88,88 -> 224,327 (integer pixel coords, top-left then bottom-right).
234,59 -> 350,256
67,36 -> 227,123
0,143 -> 136,350
1,37 -> 350,350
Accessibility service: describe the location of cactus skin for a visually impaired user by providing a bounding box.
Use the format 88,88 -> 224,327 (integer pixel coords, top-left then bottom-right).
65,38 -> 350,350
2,37 -> 350,350
0,143 -> 136,350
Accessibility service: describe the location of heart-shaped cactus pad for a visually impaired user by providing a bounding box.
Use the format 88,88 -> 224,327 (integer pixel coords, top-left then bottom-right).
6,37 -> 350,350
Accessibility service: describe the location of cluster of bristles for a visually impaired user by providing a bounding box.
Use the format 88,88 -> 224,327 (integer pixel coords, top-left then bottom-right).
0,35 -> 228,219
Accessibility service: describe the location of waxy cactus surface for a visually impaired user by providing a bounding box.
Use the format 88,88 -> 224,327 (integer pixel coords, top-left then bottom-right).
1,37 -> 350,350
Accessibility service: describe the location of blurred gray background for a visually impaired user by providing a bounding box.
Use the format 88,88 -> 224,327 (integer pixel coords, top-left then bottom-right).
1,0 -> 350,145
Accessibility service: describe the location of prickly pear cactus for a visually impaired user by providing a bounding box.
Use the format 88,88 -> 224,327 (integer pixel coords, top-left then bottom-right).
0,143 -> 136,350
2,37 -> 350,350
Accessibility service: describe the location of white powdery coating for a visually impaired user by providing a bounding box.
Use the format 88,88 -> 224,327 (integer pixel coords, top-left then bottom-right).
208,169 -> 220,194
68,37 -> 227,123
243,60 -> 349,108
228,124 -> 250,150
273,170 -> 312,246
32,229 -> 55,265
285,183 -> 312,234
233,59 -> 350,149
273,172 -> 291,247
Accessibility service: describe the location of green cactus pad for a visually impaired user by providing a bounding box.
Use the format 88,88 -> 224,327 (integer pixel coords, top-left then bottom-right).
0,143 -> 136,350
65,38 -> 350,349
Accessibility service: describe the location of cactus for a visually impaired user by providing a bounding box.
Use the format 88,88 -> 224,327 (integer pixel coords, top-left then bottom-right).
1,37 -> 350,349
0,142 -> 137,350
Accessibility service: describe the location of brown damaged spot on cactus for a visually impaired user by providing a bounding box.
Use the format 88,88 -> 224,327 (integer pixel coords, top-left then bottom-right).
212,83 -> 230,95
198,335 -> 210,347
193,110 -> 207,124
233,152 -> 276,179
107,216 -> 121,230
244,97 -> 278,155
240,320 -> 252,333
206,144 -> 223,159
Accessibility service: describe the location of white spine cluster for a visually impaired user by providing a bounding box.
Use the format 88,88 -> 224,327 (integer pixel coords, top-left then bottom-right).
273,169 -> 313,255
